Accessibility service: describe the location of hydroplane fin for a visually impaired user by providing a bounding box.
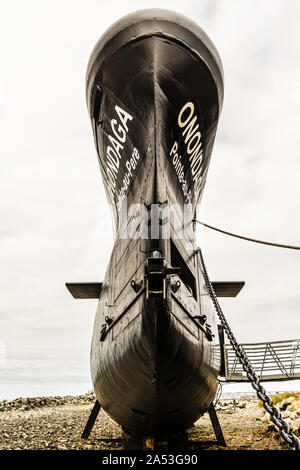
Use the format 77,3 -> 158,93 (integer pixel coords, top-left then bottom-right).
66,282 -> 102,299
211,281 -> 245,297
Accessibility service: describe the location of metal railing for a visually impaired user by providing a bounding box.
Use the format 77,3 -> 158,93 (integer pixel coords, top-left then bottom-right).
224,339 -> 300,382
219,391 -> 299,401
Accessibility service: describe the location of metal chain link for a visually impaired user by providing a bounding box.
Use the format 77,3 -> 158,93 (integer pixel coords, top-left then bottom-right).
198,248 -> 300,450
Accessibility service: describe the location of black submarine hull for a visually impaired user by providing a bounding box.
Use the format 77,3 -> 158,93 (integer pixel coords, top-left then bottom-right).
87,9 -> 224,436
92,294 -> 219,436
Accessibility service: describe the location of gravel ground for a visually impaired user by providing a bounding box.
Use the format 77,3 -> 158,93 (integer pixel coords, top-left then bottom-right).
0,393 -> 286,450
191,406 -> 285,450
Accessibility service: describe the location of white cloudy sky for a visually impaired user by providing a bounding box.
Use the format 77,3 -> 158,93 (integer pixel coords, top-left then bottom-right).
0,0 -> 300,399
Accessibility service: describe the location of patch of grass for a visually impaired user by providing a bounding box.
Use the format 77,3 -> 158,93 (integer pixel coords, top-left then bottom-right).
189,424 -> 208,432
258,392 -> 300,408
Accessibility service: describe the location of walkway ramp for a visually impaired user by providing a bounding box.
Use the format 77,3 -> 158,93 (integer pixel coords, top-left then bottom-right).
224,339 -> 300,382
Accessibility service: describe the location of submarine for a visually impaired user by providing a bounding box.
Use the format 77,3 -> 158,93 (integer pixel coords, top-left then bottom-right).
67,9 -> 242,438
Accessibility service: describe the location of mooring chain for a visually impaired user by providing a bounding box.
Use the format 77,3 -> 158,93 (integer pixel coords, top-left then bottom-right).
198,249 -> 300,450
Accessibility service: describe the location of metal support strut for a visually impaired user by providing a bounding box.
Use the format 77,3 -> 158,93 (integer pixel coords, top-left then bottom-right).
208,403 -> 226,446
81,400 -> 101,439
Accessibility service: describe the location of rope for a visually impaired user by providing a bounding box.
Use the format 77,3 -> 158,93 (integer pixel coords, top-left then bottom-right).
193,220 -> 300,250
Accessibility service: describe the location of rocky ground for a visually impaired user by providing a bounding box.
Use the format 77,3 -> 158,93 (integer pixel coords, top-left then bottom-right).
0,392 -> 298,450
259,394 -> 300,436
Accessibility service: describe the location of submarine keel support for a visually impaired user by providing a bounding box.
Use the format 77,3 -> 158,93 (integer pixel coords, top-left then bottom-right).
208,404 -> 226,447
122,431 -> 189,450
81,401 -> 226,448
81,400 -> 101,439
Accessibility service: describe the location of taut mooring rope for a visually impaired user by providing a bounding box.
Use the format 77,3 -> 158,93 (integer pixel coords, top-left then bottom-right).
193,220 -> 300,250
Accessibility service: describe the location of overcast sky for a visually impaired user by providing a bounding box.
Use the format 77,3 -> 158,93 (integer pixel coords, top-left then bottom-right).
0,0 -> 300,399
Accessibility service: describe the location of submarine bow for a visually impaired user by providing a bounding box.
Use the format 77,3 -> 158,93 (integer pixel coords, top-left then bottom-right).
86,8 -> 223,228
85,9 -> 224,437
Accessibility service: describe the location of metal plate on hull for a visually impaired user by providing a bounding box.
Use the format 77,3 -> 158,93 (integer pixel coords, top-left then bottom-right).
112,309 -> 141,341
